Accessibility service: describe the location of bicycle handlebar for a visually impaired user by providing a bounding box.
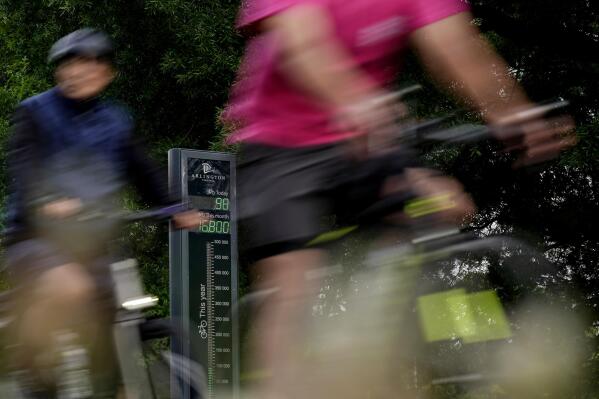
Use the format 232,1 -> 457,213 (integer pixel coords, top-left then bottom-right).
0,203 -> 193,241
397,100 -> 570,148
119,202 -> 191,223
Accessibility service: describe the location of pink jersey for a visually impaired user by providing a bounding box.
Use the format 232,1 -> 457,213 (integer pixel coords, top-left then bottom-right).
225,0 -> 470,147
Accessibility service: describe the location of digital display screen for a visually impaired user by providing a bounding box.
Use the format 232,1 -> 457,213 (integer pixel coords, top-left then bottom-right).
190,196 -> 231,234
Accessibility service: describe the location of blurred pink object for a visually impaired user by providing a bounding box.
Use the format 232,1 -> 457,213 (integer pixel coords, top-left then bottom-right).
224,0 -> 470,147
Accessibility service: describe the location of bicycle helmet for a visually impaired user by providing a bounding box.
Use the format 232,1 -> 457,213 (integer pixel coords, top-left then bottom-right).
48,28 -> 114,64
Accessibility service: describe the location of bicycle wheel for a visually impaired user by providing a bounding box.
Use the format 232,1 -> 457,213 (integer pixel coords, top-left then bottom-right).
296,233 -> 588,399
140,318 -> 208,399
410,235 -> 588,398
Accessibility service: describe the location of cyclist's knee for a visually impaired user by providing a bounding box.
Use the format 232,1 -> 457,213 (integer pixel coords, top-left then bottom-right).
34,263 -> 96,308
254,249 -> 324,298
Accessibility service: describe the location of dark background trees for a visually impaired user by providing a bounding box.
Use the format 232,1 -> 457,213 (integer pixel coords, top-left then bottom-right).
0,0 -> 597,395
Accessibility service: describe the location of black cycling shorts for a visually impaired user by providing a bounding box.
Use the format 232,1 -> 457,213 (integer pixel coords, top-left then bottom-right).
237,142 -> 419,261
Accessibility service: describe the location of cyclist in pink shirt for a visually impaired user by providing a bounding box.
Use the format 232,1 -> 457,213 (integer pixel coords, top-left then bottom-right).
228,0 -> 472,147
225,0 -> 574,396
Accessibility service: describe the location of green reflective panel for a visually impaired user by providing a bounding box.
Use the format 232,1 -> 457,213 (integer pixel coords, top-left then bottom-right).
447,292 -> 478,339
418,289 -> 512,343
418,289 -> 466,342
462,290 -> 512,343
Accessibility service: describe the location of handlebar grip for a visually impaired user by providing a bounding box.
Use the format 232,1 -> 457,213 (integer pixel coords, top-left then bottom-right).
122,202 -> 190,222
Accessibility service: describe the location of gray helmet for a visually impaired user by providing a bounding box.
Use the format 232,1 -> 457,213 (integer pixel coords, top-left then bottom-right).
48,28 -> 114,64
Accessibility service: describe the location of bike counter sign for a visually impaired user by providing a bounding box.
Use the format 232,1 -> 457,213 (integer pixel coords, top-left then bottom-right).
169,149 -> 239,399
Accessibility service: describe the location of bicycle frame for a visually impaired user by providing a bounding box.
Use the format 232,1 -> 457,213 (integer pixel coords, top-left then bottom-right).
111,258 -> 157,399
233,221 -> 583,397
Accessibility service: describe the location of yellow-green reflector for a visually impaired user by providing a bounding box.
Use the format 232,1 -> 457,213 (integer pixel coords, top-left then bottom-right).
307,226 -> 358,246
418,289 -> 512,343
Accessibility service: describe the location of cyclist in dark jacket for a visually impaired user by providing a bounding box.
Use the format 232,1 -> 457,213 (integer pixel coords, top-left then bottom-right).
5,29 -> 202,397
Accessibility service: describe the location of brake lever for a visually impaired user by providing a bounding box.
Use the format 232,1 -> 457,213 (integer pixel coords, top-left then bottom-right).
493,100 -> 570,126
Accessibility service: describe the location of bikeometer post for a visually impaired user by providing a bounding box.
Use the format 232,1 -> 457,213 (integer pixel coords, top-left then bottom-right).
169,149 -> 240,399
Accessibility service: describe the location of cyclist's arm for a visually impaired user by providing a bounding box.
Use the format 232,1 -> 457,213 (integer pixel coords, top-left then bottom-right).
409,12 -> 531,122
260,5 -> 383,109
5,107 -> 40,243
124,138 -> 207,229
124,137 -> 177,207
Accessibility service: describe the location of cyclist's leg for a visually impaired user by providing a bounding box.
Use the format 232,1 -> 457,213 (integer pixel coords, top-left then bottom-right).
238,143 -> 473,398
85,256 -> 120,396
324,154 -> 476,398
238,144 -> 339,398
7,240 -> 98,392
249,249 -> 324,398
19,262 -> 95,348
242,214 -> 327,398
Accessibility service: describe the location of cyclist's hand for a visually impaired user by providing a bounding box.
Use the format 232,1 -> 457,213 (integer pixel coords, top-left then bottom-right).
40,197 -> 83,219
406,169 -> 476,225
492,112 -> 576,168
336,92 -> 406,159
173,210 -> 210,230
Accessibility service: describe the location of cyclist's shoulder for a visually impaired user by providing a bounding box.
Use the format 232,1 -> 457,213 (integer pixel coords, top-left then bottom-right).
10,91 -> 50,136
19,88 -> 56,110
98,98 -> 135,130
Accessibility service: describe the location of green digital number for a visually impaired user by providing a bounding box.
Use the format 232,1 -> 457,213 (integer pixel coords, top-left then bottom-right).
201,222 -> 210,233
199,220 -> 230,234
214,197 -> 230,211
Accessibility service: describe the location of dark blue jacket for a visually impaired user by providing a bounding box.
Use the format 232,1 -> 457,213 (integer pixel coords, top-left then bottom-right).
20,87 -> 132,171
5,88 -> 173,243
